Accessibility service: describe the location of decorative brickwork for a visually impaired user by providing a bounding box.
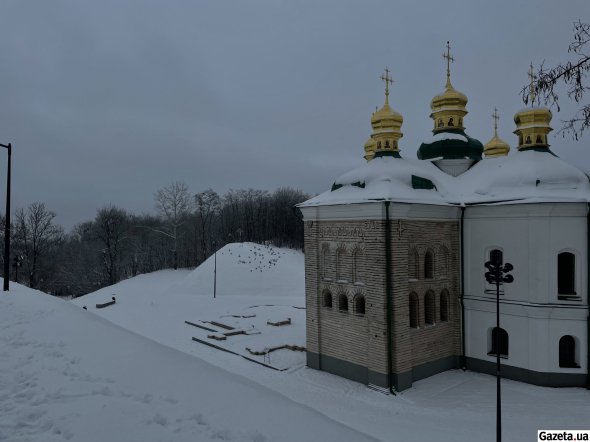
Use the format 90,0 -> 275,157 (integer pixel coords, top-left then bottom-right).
304,215 -> 461,391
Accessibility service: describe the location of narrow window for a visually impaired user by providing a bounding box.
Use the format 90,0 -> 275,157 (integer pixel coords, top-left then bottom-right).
440,290 -> 449,322
409,293 -> 419,328
559,335 -> 578,368
489,327 -> 509,357
336,247 -> 347,281
439,245 -> 449,276
353,248 -> 364,283
321,245 -> 330,280
424,291 -> 435,325
408,248 -> 419,279
322,290 -> 332,308
557,252 -> 575,296
424,250 -> 434,279
338,293 -> 348,312
354,294 -> 365,315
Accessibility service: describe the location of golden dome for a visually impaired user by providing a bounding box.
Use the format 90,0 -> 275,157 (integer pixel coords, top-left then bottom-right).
484,109 -> 510,158
363,68 -> 404,161
513,64 -> 553,150
429,43 -> 469,133
370,101 -> 403,130
363,136 -> 377,161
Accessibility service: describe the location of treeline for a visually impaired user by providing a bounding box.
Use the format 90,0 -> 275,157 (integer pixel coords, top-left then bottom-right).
0,184 -> 309,298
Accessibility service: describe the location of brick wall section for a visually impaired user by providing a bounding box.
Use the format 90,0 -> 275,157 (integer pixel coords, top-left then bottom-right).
304,216 -> 461,384
400,220 -> 461,370
304,219 -> 389,376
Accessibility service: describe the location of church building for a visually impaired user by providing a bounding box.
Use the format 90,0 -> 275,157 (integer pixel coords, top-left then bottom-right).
297,45 -> 590,392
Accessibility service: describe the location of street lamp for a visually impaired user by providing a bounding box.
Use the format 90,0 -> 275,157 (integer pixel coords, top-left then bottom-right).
213,240 -> 217,299
484,255 -> 514,442
0,142 -> 11,292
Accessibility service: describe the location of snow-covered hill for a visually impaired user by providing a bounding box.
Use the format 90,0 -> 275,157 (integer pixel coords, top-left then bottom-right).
0,280 -> 375,442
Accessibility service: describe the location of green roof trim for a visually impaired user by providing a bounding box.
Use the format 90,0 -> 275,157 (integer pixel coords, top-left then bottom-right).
331,183 -> 343,192
373,150 -> 402,159
351,181 -> 365,188
417,129 -> 483,161
518,146 -> 557,157
411,175 -> 436,190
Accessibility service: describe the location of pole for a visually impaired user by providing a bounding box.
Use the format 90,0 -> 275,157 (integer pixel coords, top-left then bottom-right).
213,247 -> 217,299
496,266 -> 501,442
1,143 -> 10,292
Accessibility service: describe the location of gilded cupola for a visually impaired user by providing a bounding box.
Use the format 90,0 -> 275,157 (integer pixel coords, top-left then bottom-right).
484,108 -> 510,158
417,42 -> 483,172
363,67 -> 404,161
513,64 -> 553,152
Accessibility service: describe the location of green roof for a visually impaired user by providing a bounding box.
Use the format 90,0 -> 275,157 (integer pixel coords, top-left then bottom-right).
417,129 -> 483,161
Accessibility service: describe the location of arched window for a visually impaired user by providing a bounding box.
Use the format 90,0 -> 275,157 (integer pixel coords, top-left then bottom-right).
352,248 -> 364,283
338,293 -> 348,312
439,245 -> 449,277
354,294 -> 365,315
559,335 -> 578,368
424,291 -> 435,325
558,252 -> 576,297
424,250 -> 434,279
321,245 -> 330,280
336,246 -> 347,281
322,290 -> 332,308
440,290 -> 449,322
408,248 -> 419,279
489,327 -> 509,357
409,292 -> 419,328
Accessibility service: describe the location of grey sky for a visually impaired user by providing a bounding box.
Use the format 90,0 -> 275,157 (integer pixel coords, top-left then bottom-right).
1,0 -> 589,229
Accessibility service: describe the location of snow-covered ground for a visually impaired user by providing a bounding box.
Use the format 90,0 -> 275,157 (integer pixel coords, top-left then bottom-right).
2,242 -> 589,441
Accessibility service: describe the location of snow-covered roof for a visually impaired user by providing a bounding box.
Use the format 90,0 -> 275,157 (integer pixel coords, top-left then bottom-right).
299,149 -> 590,208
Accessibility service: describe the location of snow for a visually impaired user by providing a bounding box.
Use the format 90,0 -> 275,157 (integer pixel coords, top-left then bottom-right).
2,242 -> 589,441
299,149 -> 590,208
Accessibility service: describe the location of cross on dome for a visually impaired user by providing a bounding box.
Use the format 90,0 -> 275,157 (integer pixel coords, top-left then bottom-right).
443,41 -> 455,84
380,67 -> 394,101
492,108 -> 500,136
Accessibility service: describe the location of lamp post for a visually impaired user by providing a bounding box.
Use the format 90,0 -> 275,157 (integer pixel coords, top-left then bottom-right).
213,240 -> 217,299
0,142 -> 11,292
484,256 -> 514,442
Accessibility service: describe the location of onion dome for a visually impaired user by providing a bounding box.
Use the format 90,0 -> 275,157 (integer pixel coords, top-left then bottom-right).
417,42 -> 483,164
484,108 -> 510,158
363,136 -> 377,161
513,65 -> 553,153
364,68 -> 403,161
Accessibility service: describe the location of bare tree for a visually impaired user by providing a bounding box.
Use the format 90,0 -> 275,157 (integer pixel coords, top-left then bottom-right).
524,20 -> 590,139
95,206 -> 129,285
154,181 -> 191,269
14,202 -> 63,288
194,189 -> 220,262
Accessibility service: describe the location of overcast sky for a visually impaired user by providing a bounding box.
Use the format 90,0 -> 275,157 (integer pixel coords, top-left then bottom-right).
1,0 -> 589,229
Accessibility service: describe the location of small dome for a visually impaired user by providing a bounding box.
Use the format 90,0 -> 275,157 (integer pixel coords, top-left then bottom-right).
363,136 -> 377,161
484,134 -> 510,158
430,81 -> 468,110
484,108 -> 510,158
370,102 -> 403,130
513,106 -> 553,151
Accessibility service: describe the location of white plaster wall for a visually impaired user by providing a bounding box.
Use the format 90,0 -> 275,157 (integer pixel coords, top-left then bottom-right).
465,301 -> 587,373
463,203 -> 588,374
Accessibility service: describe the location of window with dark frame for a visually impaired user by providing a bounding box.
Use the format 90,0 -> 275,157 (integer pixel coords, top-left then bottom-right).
409,293 -> 419,328
424,291 -> 435,325
424,250 -> 434,279
354,294 -> 365,315
559,335 -> 578,368
489,327 -> 509,357
322,290 -> 332,308
557,252 -> 576,297
338,293 -> 348,312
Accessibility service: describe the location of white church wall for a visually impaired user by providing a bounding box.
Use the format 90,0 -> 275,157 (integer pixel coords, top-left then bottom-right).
464,203 -> 588,376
